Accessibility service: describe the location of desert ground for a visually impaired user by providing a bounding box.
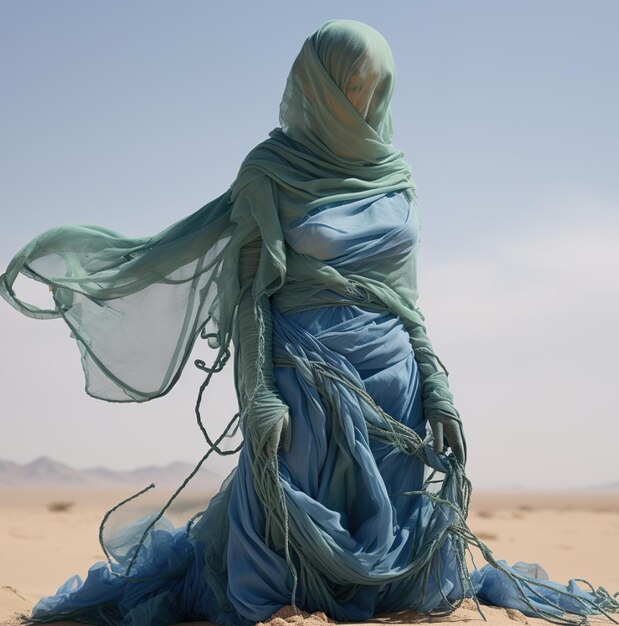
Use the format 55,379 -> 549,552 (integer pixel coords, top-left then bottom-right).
1,488 -> 618,626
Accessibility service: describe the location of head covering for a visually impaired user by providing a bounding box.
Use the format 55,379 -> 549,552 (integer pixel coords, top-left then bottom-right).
237,19 -> 414,212
279,19 -> 396,161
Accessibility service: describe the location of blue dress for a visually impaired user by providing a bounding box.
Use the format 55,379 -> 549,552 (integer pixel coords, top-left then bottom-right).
29,193 -> 616,626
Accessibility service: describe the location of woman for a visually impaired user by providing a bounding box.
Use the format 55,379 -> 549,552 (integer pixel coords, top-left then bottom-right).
1,19 -> 617,626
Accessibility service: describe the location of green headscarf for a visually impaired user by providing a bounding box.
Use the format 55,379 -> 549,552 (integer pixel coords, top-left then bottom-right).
279,19 -> 398,163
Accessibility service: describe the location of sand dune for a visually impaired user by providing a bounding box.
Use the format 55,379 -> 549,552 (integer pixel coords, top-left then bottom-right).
1,488 -> 617,626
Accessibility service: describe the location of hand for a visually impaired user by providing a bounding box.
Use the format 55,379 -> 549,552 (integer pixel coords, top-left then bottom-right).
266,409 -> 290,457
430,415 -> 467,466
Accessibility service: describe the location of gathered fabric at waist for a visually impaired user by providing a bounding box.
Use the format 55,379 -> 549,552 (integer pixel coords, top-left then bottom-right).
271,298 -> 415,373
271,281 -> 388,316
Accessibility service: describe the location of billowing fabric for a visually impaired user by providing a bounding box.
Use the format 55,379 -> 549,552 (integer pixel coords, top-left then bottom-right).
1,18 -> 617,626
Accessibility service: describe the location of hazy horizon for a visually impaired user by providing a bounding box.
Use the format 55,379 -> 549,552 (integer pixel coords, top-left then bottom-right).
1,454 -> 617,492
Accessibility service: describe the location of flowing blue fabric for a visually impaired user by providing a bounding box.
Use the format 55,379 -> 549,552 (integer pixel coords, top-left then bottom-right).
29,193 -> 617,626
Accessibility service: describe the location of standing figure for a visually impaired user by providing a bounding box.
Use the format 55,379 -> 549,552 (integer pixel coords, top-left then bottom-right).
1,19 -> 617,626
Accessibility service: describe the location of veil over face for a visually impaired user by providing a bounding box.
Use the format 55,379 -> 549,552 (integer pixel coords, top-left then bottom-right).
316,20 -> 395,134
279,19 -> 397,164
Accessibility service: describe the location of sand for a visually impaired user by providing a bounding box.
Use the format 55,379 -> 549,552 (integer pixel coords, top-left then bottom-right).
1,488 -> 617,626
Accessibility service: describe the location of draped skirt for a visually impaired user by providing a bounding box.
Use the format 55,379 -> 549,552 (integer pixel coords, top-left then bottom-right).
29,305 -> 613,626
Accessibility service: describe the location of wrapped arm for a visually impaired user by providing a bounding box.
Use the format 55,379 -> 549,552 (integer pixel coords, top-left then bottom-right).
236,237 -> 290,456
408,305 -> 467,465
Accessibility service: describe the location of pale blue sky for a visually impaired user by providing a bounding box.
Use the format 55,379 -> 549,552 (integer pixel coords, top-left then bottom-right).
1,1 -> 618,489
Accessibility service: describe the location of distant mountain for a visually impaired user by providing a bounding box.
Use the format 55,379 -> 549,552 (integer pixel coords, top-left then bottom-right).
0,456 -> 224,491
1,457 -> 616,492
